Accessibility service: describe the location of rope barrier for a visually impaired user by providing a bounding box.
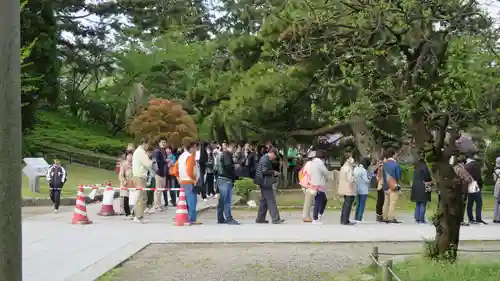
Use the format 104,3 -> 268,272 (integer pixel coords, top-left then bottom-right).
369,246 -> 500,281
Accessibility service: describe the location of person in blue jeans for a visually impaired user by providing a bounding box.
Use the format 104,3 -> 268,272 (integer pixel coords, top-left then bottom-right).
182,183 -> 198,223
216,142 -> 240,225
353,157 -> 372,222
410,158 -> 432,224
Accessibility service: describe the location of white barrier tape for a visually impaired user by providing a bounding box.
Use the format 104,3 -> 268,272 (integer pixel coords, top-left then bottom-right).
78,186 -> 181,191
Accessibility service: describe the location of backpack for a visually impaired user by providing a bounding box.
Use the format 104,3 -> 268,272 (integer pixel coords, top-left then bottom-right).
214,152 -> 223,175
170,161 -> 179,178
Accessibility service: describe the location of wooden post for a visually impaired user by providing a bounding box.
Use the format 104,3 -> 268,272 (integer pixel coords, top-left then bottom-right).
383,259 -> 393,281
371,246 -> 379,268
0,0 -> 22,280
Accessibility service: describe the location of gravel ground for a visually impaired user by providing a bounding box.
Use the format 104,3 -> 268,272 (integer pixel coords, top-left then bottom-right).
102,242 -> 500,281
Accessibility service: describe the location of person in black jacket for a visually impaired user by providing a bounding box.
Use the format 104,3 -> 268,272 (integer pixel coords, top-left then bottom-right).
46,158 -> 67,213
410,158 -> 433,224
254,148 -> 284,224
152,139 -> 168,211
465,153 -> 487,224
238,142 -> 256,178
216,142 -> 240,225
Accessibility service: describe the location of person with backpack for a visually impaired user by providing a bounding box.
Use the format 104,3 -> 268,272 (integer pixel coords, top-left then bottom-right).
152,138 -> 168,212
493,157 -> 500,223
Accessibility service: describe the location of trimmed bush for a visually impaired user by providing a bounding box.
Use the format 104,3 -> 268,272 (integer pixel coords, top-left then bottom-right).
234,178 -> 259,201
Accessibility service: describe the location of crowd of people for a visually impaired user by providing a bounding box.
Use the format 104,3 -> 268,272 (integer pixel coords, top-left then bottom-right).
299,147 -> 500,226
116,139 -> 292,224
46,137 -> 500,226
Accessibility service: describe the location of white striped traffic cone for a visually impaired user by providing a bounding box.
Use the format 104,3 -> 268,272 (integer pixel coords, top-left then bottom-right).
98,182 -> 116,216
174,187 -> 189,226
72,185 -> 92,225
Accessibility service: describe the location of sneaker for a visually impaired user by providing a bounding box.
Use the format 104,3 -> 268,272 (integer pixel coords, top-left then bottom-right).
203,199 -> 208,202
133,217 -> 147,223
155,207 -> 164,212
318,214 -> 324,221
312,220 -> 322,224
477,220 -> 488,225
388,219 -> 402,224
148,208 -> 155,214
53,209 -> 59,214
226,219 -> 240,225
256,220 -> 269,224
272,219 -> 285,224
214,194 -> 219,199
376,215 -> 384,222
125,215 -> 134,220
461,222 -> 470,226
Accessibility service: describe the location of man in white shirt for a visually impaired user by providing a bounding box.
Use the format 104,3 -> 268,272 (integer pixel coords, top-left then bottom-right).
132,139 -> 153,223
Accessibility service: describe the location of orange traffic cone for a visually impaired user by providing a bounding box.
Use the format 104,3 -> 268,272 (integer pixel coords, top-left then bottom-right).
98,182 -> 116,216
174,187 -> 189,226
72,185 -> 92,225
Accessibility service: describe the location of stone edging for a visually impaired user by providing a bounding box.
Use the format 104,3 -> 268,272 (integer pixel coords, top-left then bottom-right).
79,204 -> 215,281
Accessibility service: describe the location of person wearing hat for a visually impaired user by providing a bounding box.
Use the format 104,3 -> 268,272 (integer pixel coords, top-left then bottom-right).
493,157 -> 500,223
46,158 -> 67,213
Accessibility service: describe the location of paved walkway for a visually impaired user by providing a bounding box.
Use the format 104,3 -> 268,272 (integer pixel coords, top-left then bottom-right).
23,198 -> 500,281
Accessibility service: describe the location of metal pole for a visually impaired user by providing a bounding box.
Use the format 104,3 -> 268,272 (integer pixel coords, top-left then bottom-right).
0,0 -> 22,280
383,259 -> 393,281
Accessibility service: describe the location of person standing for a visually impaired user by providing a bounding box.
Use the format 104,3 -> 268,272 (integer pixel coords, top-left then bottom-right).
493,157 -> 500,223
216,142 -> 240,225
165,146 -> 177,207
353,157 -> 372,222
46,158 -> 67,213
205,146 -> 216,198
308,150 -> 330,224
239,142 -> 256,178
119,151 -> 133,219
196,142 -> 209,201
176,141 -> 202,225
382,148 -> 402,224
338,152 -> 356,225
374,155 -> 386,222
132,139 -> 153,223
465,153 -> 487,224
152,139 -> 168,212
300,151 -> 316,223
410,158 -> 433,224
254,148 -> 284,224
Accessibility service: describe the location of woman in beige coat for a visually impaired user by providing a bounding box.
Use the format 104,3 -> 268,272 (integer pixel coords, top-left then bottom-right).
119,151 -> 134,218
337,152 -> 356,225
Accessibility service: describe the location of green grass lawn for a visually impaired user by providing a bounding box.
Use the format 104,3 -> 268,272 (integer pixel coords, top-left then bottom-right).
371,257 -> 500,281
270,189 -> 497,212
22,163 -> 119,198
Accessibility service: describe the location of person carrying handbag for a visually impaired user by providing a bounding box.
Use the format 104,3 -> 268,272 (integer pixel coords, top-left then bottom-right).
493,157 -> 500,223
300,150 -> 330,224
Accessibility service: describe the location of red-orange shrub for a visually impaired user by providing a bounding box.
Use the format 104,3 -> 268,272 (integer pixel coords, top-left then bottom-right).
128,98 -> 198,147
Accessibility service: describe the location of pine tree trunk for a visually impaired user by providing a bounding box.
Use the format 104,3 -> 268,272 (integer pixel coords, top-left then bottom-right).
351,116 -> 380,160
0,1 -> 23,280
433,158 -> 463,261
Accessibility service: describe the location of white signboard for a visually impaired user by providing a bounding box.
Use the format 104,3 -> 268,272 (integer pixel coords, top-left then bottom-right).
23,158 -> 51,193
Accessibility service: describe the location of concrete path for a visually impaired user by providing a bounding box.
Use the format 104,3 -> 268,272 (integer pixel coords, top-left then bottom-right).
22,198 -> 500,281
